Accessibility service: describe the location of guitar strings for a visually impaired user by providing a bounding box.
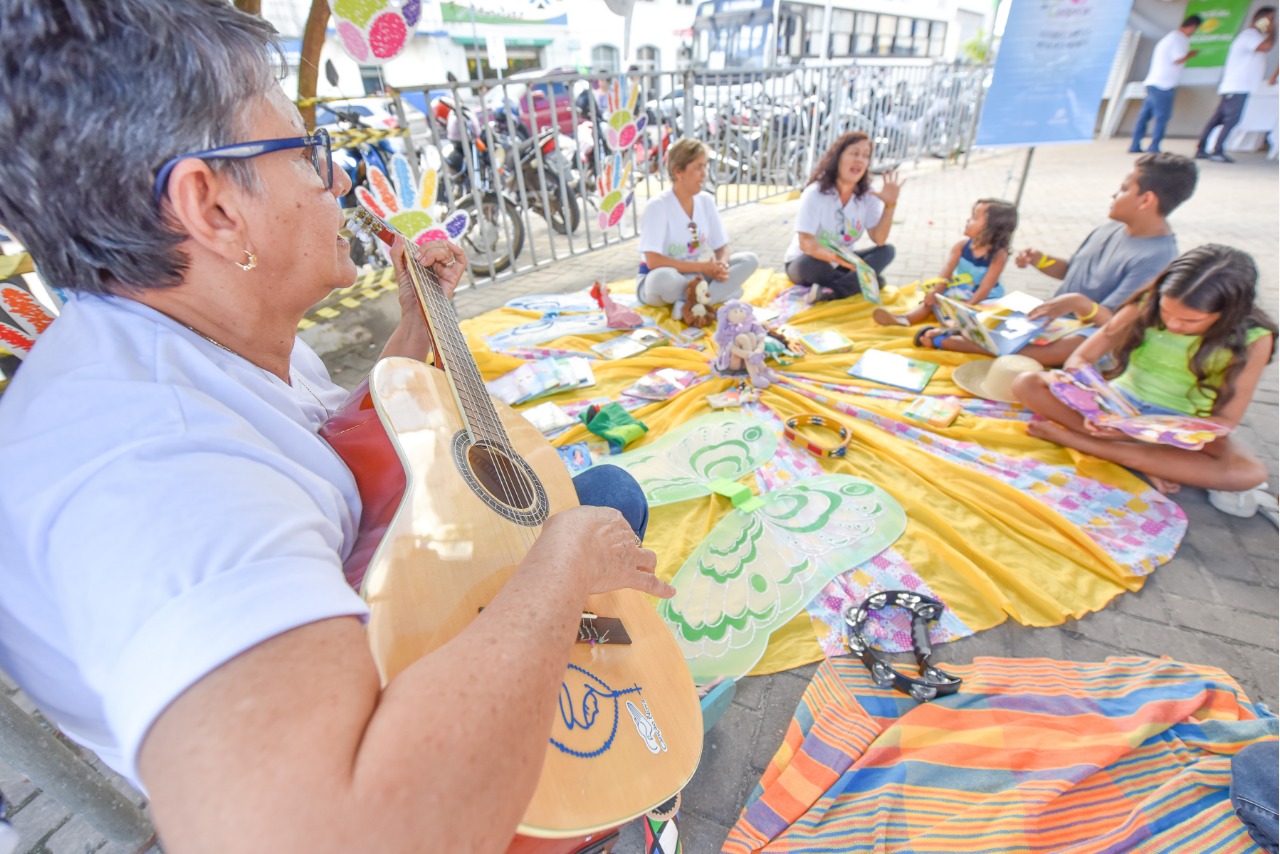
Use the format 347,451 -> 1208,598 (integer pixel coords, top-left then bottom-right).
409,250 -> 540,552
358,206 -> 541,557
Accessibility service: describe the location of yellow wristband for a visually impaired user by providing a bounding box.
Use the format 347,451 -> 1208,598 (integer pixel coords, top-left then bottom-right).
1035,253 -> 1055,270
1079,301 -> 1099,321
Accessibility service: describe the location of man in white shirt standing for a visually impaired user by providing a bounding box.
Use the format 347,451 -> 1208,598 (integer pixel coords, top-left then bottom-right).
1130,15 -> 1202,154
1196,6 -> 1277,162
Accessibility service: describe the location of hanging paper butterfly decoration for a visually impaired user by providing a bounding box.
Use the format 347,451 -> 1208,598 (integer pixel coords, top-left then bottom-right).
330,0 -> 420,65
356,150 -> 471,247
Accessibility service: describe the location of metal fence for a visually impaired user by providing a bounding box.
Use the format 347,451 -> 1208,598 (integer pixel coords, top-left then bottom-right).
360,61 -> 987,290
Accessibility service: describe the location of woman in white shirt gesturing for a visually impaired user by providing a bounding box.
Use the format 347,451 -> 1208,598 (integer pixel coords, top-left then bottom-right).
784,131 -> 905,303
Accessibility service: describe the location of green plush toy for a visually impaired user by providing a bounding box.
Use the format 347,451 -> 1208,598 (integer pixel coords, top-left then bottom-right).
580,402 -> 648,450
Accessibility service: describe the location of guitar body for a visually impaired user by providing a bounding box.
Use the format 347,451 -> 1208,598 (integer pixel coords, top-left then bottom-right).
323,356 -> 701,846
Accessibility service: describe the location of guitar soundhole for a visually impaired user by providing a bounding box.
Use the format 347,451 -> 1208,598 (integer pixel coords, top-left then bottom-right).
452,433 -> 549,526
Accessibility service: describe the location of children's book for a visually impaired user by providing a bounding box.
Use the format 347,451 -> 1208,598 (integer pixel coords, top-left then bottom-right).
589,327 -> 669,360
621,368 -> 699,401
751,305 -> 780,325
987,291 -> 1083,346
903,396 -> 961,428
486,356 -> 595,404
1046,364 -> 1231,451
521,401 -> 577,435
933,294 -> 1052,357
556,442 -> 594,474
847,349 -> 938,393
485,363 -> 546,405
799,330 -> 854,355
818,236 -> 880,304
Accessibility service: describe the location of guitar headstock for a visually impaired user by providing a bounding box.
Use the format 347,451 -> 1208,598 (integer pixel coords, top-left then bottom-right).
349,206 -> 398,249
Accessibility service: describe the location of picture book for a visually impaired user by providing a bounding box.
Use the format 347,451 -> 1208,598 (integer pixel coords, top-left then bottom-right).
988,291 -> 1082,345
621,368 -> 700,401
589,327 -> 669,360
799,330 -> 854,355
486,356 -> 595,405
752,305 -> 780,325
520,401 -> 577,435
556,442 -> 594,475
1046,364 -> 1231,451
818,236 -> 880,304
933,294 -> 1050,357
485,363 -> 545,405
847,349 -> 938,393
903,396 -> 961,428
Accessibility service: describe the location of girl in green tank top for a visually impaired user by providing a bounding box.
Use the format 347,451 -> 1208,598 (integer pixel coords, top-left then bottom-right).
1012,245 -> 1277,497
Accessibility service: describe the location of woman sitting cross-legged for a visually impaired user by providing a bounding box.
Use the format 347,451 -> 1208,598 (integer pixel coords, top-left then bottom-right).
784,130 -> 905,303
1013,244 -> 1277,519
635,138 -> 759,327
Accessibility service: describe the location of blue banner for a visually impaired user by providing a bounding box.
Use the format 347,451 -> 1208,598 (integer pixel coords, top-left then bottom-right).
977,0 -> 1135,147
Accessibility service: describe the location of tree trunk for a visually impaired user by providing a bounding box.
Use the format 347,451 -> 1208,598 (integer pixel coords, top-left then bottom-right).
233,0 -> 261,15
298,0 -> 331,129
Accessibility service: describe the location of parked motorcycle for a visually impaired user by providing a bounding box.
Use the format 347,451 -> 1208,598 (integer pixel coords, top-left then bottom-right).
492,121 -> 582,235
430,96 -> 526,276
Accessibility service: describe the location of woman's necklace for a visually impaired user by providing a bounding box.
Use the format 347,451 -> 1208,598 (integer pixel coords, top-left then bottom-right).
180,321 -> 325,409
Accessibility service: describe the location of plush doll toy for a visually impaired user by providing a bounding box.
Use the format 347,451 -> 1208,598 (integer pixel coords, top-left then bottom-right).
713,301 -> 778,389
681,276 -> 713,328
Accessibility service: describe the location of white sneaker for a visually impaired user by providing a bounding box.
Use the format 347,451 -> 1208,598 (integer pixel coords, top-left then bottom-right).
1207,483 -> 1270,518
804,283 -> 822,305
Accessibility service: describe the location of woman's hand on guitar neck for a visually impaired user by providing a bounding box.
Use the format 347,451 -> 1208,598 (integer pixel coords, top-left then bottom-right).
535,506 -> 675,600
392,237 -> 468,304
383,237 -> 469,362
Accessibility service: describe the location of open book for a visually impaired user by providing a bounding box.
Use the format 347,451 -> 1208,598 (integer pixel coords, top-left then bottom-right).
589,327 -> 669,360
818,236 -> 880,304
933,293 -> 1078,356
847,349 -> 938,393
1046,365 -> 1230,451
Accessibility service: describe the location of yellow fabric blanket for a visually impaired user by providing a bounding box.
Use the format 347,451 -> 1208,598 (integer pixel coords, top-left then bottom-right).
461,272 -> 1186,675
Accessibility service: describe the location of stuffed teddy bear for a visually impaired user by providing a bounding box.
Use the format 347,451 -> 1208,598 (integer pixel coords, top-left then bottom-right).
681,276 -> 713,328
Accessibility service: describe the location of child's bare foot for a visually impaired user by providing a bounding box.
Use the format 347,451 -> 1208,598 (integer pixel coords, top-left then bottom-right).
1148,475 -> 1181,495
873,307 -> 908,327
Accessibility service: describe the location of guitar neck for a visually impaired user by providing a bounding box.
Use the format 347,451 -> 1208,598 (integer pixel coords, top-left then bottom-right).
356,209 -> 511,448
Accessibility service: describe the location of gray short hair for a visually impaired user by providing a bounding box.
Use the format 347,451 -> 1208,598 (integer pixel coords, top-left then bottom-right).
0,0 -> 282,294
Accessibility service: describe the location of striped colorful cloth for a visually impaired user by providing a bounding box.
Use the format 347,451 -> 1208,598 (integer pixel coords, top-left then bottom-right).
726,656 -> 1278,853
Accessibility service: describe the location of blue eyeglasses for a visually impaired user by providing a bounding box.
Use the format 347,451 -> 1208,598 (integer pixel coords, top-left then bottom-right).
152,128 -> 333,203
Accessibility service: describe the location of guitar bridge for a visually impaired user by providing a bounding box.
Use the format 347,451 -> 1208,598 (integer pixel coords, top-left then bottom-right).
577,614 -> 631,645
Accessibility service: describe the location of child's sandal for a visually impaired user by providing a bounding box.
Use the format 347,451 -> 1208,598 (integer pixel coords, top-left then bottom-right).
913,326 -> 956,349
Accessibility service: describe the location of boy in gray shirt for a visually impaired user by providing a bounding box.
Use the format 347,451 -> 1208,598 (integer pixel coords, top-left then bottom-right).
921,152 -> 1197,366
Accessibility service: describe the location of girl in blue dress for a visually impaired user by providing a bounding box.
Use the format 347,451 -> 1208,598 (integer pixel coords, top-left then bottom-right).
874,198 -> 1018,327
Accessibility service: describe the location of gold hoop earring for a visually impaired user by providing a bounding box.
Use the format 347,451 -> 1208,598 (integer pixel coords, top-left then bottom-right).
236,249 -> 257,272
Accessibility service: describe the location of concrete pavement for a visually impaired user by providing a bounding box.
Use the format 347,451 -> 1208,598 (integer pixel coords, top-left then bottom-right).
1,138 -> 1275,853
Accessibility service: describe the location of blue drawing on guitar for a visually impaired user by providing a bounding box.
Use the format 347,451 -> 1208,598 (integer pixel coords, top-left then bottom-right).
552,663 -> 642,759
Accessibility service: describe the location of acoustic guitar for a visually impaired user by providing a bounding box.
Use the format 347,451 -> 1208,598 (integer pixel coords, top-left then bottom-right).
320,208 -> 702,850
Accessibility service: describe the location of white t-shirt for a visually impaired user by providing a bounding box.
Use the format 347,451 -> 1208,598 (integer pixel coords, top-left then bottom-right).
1144,30 -> 1191,89
637,189 -> 729,273
0,293 -> 368,787
784,182 -> 885,265
1219,27 -> 1268,94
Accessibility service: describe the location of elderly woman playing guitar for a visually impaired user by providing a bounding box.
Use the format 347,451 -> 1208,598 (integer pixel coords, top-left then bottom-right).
0,2 -> 698,852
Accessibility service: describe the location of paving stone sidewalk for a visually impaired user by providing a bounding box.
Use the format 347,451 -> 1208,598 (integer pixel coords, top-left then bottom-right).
1,139 -> 1275,853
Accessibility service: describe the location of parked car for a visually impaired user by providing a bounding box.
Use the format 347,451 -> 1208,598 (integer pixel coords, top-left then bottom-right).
483,68 -> 577,137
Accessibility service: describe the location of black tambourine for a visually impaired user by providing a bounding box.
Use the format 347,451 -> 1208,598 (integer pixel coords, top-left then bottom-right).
843,590 -> 962,702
